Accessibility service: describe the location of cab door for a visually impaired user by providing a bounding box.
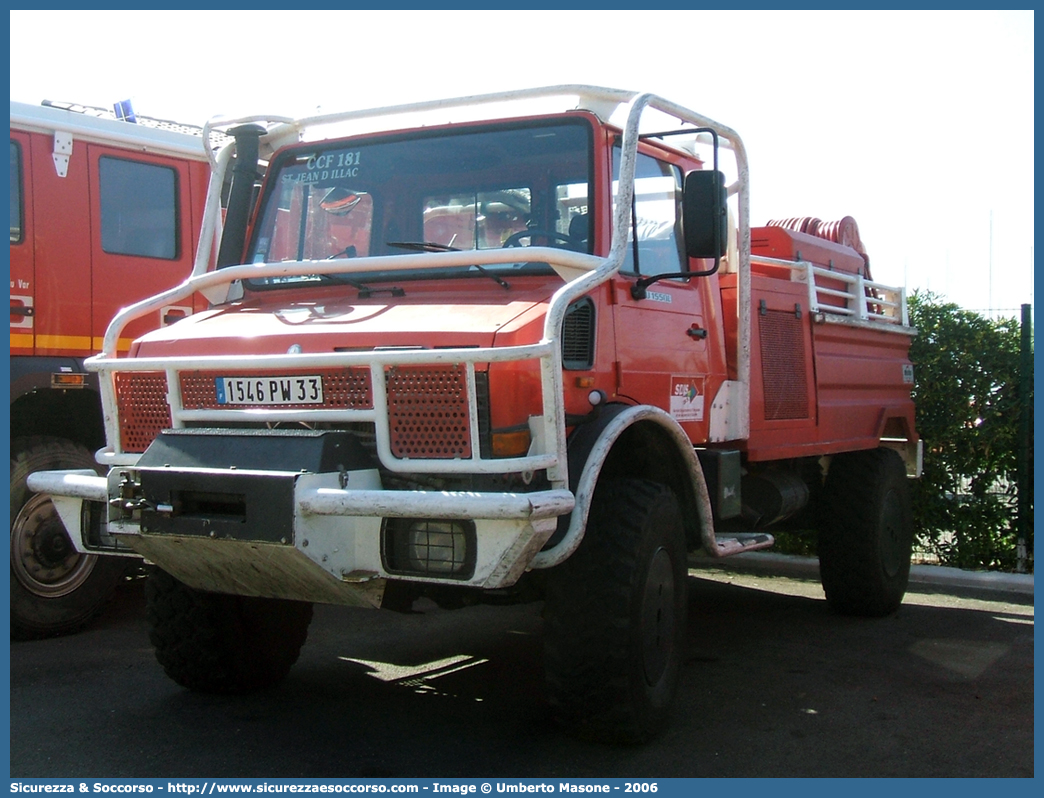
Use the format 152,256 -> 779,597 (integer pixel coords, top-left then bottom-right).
86,146 -> 198,352
13,128 -> 95,358
9,133 -> 36,355
610,147 -> 714,443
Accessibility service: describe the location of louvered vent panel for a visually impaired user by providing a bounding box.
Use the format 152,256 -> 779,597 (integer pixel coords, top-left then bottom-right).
562,298 -> 595,369
759,310 -> 809,420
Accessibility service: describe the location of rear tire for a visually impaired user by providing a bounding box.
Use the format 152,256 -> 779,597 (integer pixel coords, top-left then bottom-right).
10,436 -> 127,640
818,447 -> 913,616
544,479 -> 688,743
145,568 -> 313,693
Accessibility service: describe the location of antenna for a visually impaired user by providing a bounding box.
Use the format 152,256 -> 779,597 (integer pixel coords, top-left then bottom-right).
988,210 -> 993,316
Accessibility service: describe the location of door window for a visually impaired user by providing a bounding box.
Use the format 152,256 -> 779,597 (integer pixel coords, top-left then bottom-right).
99,156 -> 178,259
10,140 -> 23,243
612,149 -> 686,275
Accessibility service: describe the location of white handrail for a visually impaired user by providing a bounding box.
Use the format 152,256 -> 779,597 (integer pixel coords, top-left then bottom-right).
751,255 -> 912,330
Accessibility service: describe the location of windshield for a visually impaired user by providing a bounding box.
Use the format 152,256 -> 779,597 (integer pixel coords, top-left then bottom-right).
246,119 -> 593,288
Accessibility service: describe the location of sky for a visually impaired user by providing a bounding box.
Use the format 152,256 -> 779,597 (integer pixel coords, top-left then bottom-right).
9,9 -> 1035,317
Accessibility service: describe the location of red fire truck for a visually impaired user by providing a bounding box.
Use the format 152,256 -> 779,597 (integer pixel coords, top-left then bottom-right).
30,87 -> 920,742
9,100 -> 221,638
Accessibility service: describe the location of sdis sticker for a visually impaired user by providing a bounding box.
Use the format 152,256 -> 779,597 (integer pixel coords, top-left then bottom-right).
670,376 -> 705,422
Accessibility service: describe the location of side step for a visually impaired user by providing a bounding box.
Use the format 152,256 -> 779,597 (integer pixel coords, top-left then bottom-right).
710,533 -> 775,557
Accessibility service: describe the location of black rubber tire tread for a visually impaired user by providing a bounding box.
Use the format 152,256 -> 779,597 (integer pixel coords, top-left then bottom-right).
145,568 -> 313,694
544,478 -> 688,744
10,436 -> 127,640
818,447 -> 913,617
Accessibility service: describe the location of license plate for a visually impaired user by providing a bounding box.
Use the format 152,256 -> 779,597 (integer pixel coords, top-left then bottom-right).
216,375 -> 324,406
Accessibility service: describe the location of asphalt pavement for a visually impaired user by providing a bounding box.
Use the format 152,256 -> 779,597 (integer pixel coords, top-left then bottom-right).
691,551 -> 1034,599
9,553 -> 1035,778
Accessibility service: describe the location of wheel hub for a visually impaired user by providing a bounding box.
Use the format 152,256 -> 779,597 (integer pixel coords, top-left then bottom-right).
11,493 -> 97,597
640,547 -> 676,687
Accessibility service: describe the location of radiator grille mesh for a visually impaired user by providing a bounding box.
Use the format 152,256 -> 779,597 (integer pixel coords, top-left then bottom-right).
386,366 -> 472,459
115,372 -> 172,453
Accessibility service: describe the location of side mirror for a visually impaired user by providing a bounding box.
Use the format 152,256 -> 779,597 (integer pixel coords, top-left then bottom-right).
682,170 -> 727,259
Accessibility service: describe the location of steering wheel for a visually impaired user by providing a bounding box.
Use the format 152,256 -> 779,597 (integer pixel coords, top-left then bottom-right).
502,228 -> 582,250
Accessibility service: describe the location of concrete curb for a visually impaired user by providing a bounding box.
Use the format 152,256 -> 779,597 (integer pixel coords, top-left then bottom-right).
690,551 -> 1034,597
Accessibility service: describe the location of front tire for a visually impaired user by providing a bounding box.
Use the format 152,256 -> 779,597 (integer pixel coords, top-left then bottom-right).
544,479 -> 688,743
145,568 -> 313,693
818,447 -> 914,616
10,436 -> 127,640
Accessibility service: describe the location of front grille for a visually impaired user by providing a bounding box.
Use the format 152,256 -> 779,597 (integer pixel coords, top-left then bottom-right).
113,364 -> 475,460
115,372 -> 172,453
386,365 -> 472,459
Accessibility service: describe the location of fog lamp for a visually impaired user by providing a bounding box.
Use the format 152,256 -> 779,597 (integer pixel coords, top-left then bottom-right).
383,518 -> 476,579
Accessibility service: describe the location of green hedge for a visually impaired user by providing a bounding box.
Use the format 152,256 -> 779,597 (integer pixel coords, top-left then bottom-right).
907,291 -> 1033,571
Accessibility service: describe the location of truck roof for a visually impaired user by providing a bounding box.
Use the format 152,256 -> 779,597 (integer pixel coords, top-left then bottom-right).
9,99 -> 231,160
206,85 -> 738,168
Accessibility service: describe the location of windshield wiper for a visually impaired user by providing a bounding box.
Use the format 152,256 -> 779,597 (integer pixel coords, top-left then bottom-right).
387,241 -> 458,253
469,262 -> 511,290
386,241 -> 511,290
317,273 -> 405,298
315,245 -> 404,296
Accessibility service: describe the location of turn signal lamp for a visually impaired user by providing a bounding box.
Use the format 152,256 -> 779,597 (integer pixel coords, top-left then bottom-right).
491,429 -> 531,458
51,373 -> 87,389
